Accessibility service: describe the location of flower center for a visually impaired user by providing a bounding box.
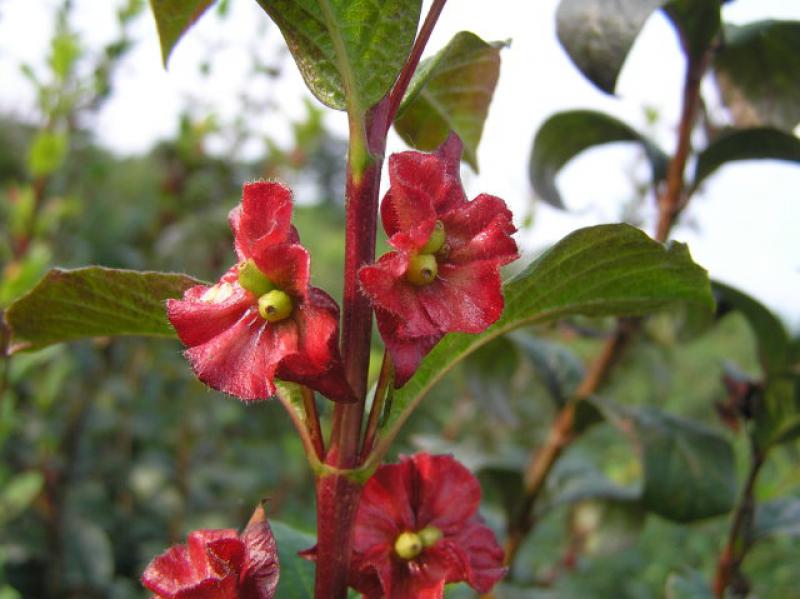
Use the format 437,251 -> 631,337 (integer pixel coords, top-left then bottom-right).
394,526 -> 442,560
419,220 -> 446,254
394,531 -> 423,560
258,289 -> 293,322
406,253 -> 438,287
237,259 -> 275,297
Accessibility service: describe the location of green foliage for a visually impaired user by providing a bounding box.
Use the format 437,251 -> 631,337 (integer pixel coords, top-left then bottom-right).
271,521 -> 316,597
713,20 -> 800,132
149,0 -> 216,65
662,0 -> 720,60
254,0 -> 421,111
27,131 -> 68,177
0,471 -> 44,525
693,127 -> 800,191
395,32 -> 504,171
529,110 -> 667,209
752,497 -> 800,541
665,569 -> 714,599
5,268 -> 201,353
378,223 -> 714,455
555,0 -> 668,94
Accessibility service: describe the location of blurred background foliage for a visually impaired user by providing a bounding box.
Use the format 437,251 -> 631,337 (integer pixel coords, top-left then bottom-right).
0,1 -> 798,598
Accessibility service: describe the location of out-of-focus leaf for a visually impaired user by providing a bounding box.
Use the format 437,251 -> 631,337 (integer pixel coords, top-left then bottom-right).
149,0 -> 216,65
395,31 -> 503,171
5,267 -> 202,353
663,0 -> 720,60
64,517 -> 114,589
271,520 -> 315,598
545,459 -> 639,512
555,0 -> 668,94
753,497 -> 800,541
28,131 -> 68,177
693,127 -> 800,190
713,281 -> 789,375
529,110 -> 667,209
255,0 -> 421,111
511,331 -> 585,406
0,471 -> 44,524
0,243 -> 52,308
754,377 -> 800,450
570,499 -> 646,556
713,20 -> 800,132
464,335 -> 519,424
602,403 -> 736,522
377,224 -> 714,456
665,569 -> 714,599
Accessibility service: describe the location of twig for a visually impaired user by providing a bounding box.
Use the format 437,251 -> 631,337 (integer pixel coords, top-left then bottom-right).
360,352 -> 393,461
301,386 -> 325,460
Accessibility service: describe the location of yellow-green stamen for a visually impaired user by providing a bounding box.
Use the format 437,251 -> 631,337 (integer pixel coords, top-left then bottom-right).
237,259 -> 275,297
418,526 -> 442,548
394,531 -> 423,560
258,289 -> 293,322
420,220 -> 446,254
406,254 -> 438,286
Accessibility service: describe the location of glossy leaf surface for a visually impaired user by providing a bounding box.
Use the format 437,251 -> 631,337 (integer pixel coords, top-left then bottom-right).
395,31 -> 503,170
529,110 -> 666,209
5,267 -> 201,353
150,0 -> 216,65
255,0 -> 421,111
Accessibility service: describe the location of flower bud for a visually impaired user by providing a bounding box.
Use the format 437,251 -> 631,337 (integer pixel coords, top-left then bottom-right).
258,289 -> 293,322
419,220 -> 446,254
394,531 -> 423,560
238,259 -> 275,296
406,254 -> 438,286
418,525 -> 442,548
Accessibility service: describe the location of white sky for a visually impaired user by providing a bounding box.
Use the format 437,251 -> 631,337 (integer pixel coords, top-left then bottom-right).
0,0 -> 798,330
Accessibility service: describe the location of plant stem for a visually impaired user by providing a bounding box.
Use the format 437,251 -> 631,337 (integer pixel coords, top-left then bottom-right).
383,0 -> 448,132
360,351 -> 394,461
713,448 -> 765,598
302,386 -> 325,460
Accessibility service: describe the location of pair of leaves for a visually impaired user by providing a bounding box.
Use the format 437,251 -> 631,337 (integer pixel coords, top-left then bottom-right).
531,110 -> 800,209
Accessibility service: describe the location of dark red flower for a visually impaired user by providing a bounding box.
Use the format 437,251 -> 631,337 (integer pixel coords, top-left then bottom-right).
359,135 -> 518,386
168,182 -> 354,403
349,453 -> 506,598
141,506 -> 279,599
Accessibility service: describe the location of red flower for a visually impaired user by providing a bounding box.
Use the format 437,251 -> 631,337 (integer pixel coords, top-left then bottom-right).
168,182 -> 354,403
141,506 -> 279,599
359,135 -> 517,386
349,453 -> 506,598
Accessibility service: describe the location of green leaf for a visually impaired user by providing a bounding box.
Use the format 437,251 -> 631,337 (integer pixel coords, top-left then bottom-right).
4,267 -> 201,353
149,0 -> 216,65
255,0 -> 421,111
375,224 -> 714,456
64,517 -> 114,589
754,377 -> 800,450
662,0 -> 721,60
28,131 -> 68,177
529,110 -> 667,209
0,471 -> 44,524
713,281 -> 789,375
511,331 -> 585,407
713,20 -> 800,132
271,520 -> 315,598
665,569 -> 714,599
394,31 -> 503,171
693,127 -> 800,190
464,335 -> 519,423
753,497 -> 800,541
610,404 -> 737,522
555,0 -> 668,94
570,499 -> 646,556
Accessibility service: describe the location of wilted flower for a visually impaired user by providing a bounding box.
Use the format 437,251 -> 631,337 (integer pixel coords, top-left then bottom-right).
168,181 -> 354,402
141,506 -> 279,599
359,135 -> 517,385
349,452 -> 506,598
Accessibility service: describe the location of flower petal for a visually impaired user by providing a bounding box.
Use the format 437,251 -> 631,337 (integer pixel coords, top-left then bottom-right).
239,506 -> 279,599
355,459 -> 416,553
359,253 -> 438,339
231,182 -> 294,260
252,243 -> 310,300
418,261 -> 505,334
184,309 -> 299,401
167,280 -> 252,348
409,454 -> 480,533
441,194 -> 517,266
374,309 -> 440,387
451,519 -> 506,593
